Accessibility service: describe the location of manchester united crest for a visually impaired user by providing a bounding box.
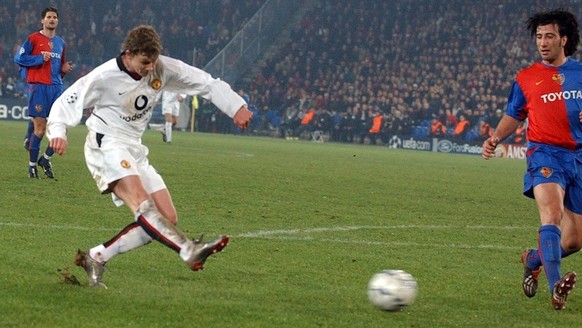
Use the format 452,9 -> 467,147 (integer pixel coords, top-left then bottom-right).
540,167 -> 553,178
552,73 -> 565,85
151,79 -> 161,90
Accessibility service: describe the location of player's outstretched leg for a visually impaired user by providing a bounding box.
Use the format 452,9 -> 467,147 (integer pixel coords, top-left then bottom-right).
135,200 -> 229,270
521,249 -> 542,297
552,271 -> 577,310
183,235 -> 229,271
74,249 -> 107,288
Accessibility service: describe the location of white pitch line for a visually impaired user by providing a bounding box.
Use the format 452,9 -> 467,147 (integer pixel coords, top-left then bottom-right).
0,222 -> 530,250
253,235 -> 519,250
234,226 -> 527,250
0,222 -> 119,231
234,225 -> 531,238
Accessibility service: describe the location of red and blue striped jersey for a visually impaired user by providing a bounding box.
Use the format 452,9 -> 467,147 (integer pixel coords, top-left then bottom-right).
506,58 -> 582,150
14,31 -> 66,85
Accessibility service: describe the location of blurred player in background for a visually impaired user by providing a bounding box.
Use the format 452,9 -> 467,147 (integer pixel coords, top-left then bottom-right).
160,90 -> 186,143
482,9 -> 581,310
18,66 -> 33,151
14,6 -> 73,179
46,25 -> 252,288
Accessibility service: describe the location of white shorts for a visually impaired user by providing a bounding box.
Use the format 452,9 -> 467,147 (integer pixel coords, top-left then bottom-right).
84,130 -> 166,206
162,102 -> 180,116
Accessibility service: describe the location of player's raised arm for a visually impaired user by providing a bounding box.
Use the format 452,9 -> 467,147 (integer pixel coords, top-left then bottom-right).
233,105 -> 253,130
47,73 -> 99,155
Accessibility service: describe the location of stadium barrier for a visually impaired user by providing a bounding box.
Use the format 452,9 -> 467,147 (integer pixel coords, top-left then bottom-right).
0,97 -> 525,158
0,97 -> 28,121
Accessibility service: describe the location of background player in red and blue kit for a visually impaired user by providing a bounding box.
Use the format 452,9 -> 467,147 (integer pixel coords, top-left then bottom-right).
14,6 -> 73,179
483,9 -> 582,310
18,66 -> 33,152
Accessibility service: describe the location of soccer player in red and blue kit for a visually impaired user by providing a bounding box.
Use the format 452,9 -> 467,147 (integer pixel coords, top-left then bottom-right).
483,9 -> 582,310
14,6 -> 73,179
18,66 -> 33,152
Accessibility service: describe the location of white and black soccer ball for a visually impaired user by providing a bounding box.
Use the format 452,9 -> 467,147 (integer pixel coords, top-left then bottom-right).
367,269 -> 417,311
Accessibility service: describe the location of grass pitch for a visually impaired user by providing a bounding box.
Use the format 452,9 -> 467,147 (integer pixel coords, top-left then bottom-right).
1,120 -> 580,327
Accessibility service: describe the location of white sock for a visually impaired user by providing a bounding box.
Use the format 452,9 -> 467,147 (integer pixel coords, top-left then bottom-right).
89,222 -> 152,262
135,199 -> 192,260
165,122 -> 173,142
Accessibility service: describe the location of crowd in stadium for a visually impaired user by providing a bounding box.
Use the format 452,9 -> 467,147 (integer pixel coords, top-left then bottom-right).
0,0 -> 262,96
2,0 -> 581,144
237,0 -> 582,144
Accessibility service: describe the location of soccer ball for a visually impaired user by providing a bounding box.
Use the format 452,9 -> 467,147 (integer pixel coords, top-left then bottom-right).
367,269 -> 417,311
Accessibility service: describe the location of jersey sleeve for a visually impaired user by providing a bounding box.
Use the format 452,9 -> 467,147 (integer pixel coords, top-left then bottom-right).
46,71 -> 101,140
160,57 -> 246,118
505,81 -> 528,121
13,39 -> 44,68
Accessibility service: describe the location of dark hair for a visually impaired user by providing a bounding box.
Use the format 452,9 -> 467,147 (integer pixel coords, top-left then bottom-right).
526,9 -> 580,56
41,7 -> 58,19
122,25 -> 163,58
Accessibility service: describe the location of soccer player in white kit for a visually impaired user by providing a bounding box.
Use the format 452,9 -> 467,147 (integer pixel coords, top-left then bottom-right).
160,90 -> 185,143
46,25 -> 253,288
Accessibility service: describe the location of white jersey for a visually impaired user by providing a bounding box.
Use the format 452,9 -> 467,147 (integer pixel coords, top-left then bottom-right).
47,55 -> 246,141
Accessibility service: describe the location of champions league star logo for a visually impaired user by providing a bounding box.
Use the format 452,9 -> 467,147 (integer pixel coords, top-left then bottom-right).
66,92 -> 78,104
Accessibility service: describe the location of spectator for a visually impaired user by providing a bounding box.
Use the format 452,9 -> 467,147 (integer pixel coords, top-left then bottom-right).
430,116 -> 447,137
294,107 -> 316,139
368,111 -> 384,144
0,0 -> 568,147
445,109 -> 458,129
452,113 -> 470,141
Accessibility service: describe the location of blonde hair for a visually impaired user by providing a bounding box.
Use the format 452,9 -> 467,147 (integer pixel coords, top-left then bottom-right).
122,25 -> 163,58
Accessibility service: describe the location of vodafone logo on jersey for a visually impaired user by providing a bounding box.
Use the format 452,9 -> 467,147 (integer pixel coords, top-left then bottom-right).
119,95 -> 153,122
